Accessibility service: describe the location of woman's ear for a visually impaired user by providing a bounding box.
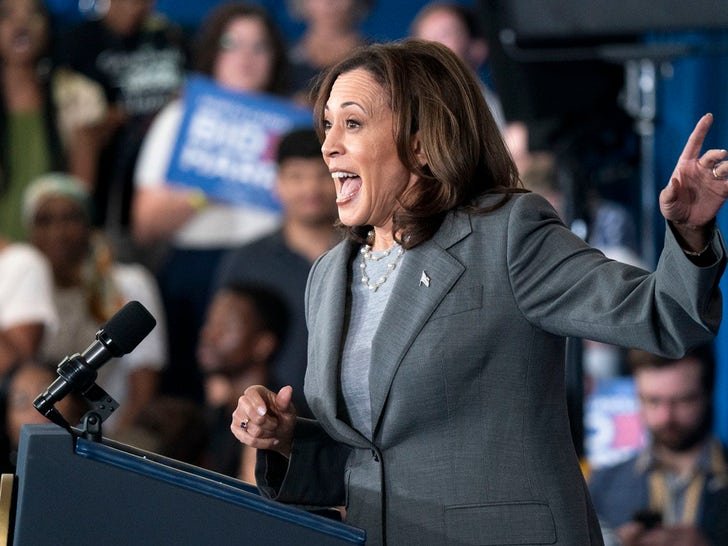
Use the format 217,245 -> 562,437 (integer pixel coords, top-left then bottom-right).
412,132 -> 428,169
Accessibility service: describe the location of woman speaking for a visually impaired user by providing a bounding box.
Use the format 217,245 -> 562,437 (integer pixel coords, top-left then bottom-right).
231,40 -> 727,545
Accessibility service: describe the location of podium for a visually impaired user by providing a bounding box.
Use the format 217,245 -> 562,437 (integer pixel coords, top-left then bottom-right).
10,425 -> 366,545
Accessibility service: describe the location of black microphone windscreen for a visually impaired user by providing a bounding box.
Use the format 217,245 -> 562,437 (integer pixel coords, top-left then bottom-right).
102,301 -> 157,356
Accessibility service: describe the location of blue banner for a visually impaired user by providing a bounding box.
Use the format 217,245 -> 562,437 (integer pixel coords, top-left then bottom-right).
166,75 -> 313,210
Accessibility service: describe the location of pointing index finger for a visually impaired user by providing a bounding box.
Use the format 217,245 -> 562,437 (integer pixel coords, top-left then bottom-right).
680,113 -> 713,162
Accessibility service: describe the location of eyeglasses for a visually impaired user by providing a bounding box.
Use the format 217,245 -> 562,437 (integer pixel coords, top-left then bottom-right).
218,33 -> 272,56
638,391 -> 705,410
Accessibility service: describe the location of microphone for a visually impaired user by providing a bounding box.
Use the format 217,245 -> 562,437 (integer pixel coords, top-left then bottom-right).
33,301 -> 156,420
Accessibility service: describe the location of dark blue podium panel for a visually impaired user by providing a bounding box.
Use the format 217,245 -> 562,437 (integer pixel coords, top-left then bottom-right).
14,425 -> 366,545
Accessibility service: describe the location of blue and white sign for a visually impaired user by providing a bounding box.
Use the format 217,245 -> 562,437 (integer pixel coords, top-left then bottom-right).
585,377 -> 646,470
166,75 -> 313,210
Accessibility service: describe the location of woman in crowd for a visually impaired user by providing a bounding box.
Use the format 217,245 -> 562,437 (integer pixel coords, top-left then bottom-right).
231,40 -> 727,545
132,2 -> 290,402
0,0 -> 99,240
24,173 -> 166,436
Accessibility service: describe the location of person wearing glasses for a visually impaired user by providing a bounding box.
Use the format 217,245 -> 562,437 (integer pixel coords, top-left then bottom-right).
132,2 -> 290,402
590,346 -> 728,546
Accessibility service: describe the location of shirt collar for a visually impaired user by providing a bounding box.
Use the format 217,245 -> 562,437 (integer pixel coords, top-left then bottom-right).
635,437 -> 727,483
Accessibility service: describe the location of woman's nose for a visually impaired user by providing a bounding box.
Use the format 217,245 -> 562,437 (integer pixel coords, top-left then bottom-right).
321,127 -> 342,158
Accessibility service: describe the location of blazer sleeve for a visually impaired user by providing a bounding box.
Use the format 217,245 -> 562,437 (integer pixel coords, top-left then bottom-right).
506,193 -> 725,356
255,418 -> 351,507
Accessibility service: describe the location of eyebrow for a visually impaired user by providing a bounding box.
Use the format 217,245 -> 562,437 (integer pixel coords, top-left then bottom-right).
324,101 -> 368,114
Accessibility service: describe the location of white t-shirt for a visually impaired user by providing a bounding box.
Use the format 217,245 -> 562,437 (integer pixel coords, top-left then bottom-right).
134,100 -> 281,248
0,244 -> 57,332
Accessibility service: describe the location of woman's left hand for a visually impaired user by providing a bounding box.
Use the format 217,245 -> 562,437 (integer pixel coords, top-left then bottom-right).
660,114 -> 728,250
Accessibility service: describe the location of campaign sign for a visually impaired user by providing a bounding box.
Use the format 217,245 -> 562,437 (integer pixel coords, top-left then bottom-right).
584,377 -> 646,470
166,75 -> 313,210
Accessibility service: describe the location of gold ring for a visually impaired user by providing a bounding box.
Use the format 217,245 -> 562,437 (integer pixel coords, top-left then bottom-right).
712,163 -> 726,180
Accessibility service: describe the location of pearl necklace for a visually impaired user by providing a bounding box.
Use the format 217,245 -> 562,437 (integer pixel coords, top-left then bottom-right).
359,233 -> 404,292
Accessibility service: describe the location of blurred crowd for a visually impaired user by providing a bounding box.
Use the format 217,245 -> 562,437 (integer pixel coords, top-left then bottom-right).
0,0 -> 654,502
0,0 -> 389,477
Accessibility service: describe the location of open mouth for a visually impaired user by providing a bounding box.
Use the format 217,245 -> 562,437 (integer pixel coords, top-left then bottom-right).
332,171 -> 361,204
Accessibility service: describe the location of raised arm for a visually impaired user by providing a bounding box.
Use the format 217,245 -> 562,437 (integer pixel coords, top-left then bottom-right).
660,113 -> 728,253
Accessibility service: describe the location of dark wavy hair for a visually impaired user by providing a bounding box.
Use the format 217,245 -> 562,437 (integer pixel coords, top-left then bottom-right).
193,2 -> 288,95
312,39 -> 522,249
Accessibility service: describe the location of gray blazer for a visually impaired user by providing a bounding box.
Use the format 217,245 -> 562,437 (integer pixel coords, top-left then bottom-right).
257,192 -> 725,546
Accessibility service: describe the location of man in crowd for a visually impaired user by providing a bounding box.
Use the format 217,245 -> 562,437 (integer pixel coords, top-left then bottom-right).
197,282 -> 288,482
589,346 -> 728,545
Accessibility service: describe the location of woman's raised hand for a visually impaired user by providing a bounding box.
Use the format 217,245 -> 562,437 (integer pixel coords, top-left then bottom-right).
660,114 -> 728,251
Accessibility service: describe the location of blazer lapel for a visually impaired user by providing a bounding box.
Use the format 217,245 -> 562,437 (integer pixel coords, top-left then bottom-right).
306,241 -> 372,447
369,211 -> 472,436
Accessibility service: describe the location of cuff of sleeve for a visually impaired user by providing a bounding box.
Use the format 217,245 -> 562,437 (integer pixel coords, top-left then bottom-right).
667,222 -> 725,267
255,448 -> 290,500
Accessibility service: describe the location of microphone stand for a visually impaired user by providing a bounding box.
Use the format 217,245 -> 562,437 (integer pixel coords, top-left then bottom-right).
73,382 -> 120,442
39,383 -> 119,443
34,353 -> 120,443
33,300 -> 155,443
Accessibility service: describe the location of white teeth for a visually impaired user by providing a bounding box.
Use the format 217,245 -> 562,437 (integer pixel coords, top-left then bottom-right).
331,171 -> 358,179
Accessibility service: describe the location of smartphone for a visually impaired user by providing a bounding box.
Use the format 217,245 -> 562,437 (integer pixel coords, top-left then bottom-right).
632,509 -> 662,530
